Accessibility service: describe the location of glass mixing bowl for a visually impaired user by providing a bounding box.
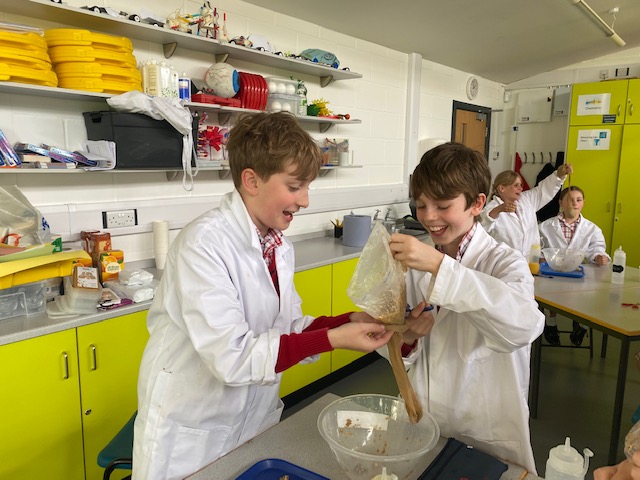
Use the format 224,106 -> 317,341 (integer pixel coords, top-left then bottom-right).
317,394 -> 440,480
542,248 -> 586,272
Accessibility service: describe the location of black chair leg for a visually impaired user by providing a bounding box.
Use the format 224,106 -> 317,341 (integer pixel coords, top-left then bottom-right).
103,459 -> 132,480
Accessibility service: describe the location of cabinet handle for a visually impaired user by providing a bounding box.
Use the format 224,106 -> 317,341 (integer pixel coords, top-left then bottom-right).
618,203 -> 622,213
90,344 -> 97,371
631,102 -> 635,117
607,202 -> 612,212
62,351 -> 69,380
618,104 -> 622,116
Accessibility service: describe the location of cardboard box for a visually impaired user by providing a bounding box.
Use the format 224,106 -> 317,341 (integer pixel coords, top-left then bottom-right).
99,250 -> 124,283
73,266 -> 99,290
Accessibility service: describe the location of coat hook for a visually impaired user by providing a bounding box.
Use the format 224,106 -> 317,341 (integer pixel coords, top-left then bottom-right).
540,152 -> 544,165
532,152 -> 536,164
524,152 -> 528,164
548,152 -> 553,164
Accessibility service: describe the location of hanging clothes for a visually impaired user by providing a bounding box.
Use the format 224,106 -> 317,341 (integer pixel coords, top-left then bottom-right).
535,151 -> 565,223
514,152 -> 530,191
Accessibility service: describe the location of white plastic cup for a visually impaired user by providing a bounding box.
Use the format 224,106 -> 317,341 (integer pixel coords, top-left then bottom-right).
152,221 -> 169,270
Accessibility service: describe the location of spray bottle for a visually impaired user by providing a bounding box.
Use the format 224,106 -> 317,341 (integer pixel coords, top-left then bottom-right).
612,246 -> 626,284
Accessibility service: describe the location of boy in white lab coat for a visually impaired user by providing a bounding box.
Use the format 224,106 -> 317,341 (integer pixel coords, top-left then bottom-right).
132,112 -> 393,480
389,142 -> 545,474
539,185 -> 610,345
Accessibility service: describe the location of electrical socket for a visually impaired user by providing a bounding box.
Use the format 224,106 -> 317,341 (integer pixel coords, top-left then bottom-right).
103,209 -> 137,228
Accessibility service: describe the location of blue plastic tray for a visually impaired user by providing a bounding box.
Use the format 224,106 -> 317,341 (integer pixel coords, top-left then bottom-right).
539,262 -> 585,278
236,458 -> 329,480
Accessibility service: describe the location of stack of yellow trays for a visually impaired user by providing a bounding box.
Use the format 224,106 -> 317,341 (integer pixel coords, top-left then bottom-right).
44,28 -> 141,94
0,30 -> 58,87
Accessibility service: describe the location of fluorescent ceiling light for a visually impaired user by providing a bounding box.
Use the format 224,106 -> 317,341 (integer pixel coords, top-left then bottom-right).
570,0 -> 626,47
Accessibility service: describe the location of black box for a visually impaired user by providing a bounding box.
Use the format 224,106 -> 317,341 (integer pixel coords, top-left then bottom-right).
83,111 -> 198,169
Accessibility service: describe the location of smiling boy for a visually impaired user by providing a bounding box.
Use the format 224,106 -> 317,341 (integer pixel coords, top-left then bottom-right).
133,112 -> 393,480
389,142 -> 544,474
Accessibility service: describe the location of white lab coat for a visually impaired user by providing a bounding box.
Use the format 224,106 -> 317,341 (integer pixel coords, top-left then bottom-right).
132,190 -> 317,480
481,173 -> 565,255
539,214 -> 611,263
388,226 -> 544,474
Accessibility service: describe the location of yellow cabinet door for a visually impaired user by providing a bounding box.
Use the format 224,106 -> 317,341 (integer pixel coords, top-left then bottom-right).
280,266 -> 332,397
570,80 -> 628,126
77,311 -> 149,480
566,125 -> 623,247
611,125 -> 640,266
331,258 -> 366,371
625,79 -> 640,124
0,330 -> 85,480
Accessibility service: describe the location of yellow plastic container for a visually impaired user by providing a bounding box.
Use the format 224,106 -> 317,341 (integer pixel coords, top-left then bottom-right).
0,250 -> 91,289
0,31 -> 48,52
0,63 -> 58,87
102,78 -> 142,94
48,45 -> 136,67
0,45 -> 51,65
44,29 -> 133,52
55,62 -> 141,81
57,76 -> 104,92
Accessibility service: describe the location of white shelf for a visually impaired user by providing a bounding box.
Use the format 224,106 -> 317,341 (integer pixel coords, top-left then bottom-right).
0,0 -> 362,86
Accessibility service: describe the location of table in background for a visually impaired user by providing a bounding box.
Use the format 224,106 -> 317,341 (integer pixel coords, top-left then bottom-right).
187,393 -> 540,480
532,265 -> 640,465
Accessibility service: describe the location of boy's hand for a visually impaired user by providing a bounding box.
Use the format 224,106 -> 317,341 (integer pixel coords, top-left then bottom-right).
403,302 -> 435,345
328,322 -> 394,352
389,233 -> 444,274
557,163 -> 573,178
594,254 -> 610,266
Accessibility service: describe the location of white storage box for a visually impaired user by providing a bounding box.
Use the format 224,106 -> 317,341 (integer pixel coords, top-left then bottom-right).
62,276 -> 102,312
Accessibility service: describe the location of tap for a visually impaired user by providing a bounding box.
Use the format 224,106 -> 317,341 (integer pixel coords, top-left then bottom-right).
373,209 -> 381,221
384,208 -> 394,221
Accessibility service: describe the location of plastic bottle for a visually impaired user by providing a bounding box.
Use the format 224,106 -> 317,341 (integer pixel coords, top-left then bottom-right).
296,80 -> 307,116
612,246 -> 626,284
178,72 -> 191,102
545,437 -> 593,480
143,59 -> 160,96
529,243 -> 541,275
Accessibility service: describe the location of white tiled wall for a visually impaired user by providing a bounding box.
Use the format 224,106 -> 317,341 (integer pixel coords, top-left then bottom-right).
0,0 -> 506,262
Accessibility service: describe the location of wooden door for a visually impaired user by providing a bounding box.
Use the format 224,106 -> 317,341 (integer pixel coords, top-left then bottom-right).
452,101 -> 491,158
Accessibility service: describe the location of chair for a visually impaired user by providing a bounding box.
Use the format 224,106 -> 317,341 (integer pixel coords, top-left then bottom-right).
97,412 -> 136,480
541,326 -> 595,358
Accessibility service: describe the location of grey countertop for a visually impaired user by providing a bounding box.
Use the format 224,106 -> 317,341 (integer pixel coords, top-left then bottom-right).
0,234 -> 394,346
187,393 -> 542,480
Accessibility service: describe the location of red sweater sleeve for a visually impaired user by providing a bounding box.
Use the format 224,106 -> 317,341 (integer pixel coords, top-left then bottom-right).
275,313 -> 352,373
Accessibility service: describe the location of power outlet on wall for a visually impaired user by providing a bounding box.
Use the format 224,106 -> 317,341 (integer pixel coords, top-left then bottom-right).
103,209 -> 138,228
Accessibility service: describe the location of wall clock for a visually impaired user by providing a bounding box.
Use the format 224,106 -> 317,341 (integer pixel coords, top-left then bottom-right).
466,76 -> 479,100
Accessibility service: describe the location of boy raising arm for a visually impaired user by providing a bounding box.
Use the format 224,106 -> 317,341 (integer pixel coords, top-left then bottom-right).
388,142 -> 544,474
133,112 -> 393,480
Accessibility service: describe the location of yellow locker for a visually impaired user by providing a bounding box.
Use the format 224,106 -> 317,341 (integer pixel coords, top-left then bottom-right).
0,330 -> 85,480
570,80 -> 628,126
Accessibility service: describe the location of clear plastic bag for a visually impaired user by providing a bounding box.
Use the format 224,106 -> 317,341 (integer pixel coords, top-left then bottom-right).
0,186 -> 51,247
347,221 -> 405,326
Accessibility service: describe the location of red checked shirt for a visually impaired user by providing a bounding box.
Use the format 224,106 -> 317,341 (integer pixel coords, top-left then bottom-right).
435,222 -> 477,261
257,227 -> 283,297
558,212 -> 579,244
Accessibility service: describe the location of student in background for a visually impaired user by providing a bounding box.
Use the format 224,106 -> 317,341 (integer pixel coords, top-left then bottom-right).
480,164 -> 572,257
388,142 -> 544,474
132,112 -> 393,480
539,186 -> 610,346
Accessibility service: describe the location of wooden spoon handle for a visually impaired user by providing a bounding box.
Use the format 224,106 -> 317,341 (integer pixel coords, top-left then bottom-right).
388,332 -> 423,423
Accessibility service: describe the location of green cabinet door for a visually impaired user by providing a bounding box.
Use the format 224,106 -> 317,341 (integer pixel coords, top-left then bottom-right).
77,311 -> 149,480
625,79 -> 640,124
611,124 -> 640,266
280,266 -> 332,397
331,258 -> 366,371
0,330 -> 85,480
566,125 -> 623,248
570,80 -> 628,126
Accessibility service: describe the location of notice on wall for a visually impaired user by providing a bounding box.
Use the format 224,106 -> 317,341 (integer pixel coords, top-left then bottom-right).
576,93 -> 611,116
576,129 -> 611,150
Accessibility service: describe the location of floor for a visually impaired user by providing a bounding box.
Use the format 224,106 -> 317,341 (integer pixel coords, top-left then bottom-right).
283,315 -> 640,478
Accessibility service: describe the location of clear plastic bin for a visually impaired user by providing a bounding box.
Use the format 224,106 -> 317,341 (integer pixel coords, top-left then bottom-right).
0,279 -> 47,320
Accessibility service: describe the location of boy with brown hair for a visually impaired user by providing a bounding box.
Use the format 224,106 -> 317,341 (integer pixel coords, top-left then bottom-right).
389,142 -> 544,473
133,112 -> 393,480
